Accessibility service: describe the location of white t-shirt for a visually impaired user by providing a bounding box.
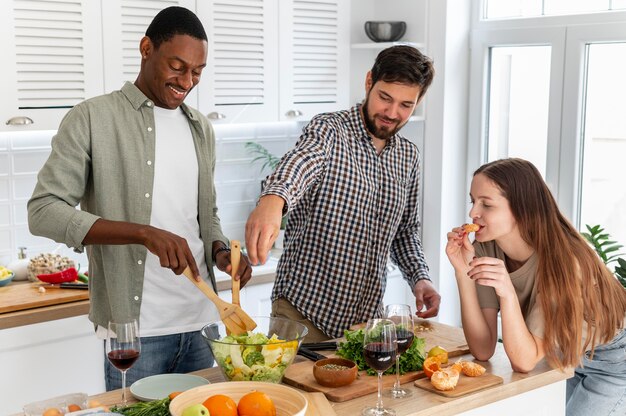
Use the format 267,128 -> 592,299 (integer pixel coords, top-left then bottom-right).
138,106 -> 219,336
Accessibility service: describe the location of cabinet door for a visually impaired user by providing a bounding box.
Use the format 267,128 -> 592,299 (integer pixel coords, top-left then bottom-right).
196,0 -> 279,124
278,0 -> 350,122
101,0 -> 197,103
0,0 -> 104,132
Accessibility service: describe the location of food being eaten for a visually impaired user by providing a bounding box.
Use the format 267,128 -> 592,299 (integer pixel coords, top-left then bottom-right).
430,368 -> 460,391
461,360 -> 486,377
463,223 -> 480,233
211,332 -> 298,382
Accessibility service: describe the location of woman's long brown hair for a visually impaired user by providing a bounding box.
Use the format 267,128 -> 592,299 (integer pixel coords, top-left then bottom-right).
475,158 -> 626,369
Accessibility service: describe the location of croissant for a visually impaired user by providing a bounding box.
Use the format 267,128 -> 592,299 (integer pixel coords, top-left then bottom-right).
462,223 -> 480,233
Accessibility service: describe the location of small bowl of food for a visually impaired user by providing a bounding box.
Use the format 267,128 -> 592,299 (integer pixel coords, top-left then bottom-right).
201,316 -> 308,383
313,357 -> 358,388
364,21 -> 407,42
0,267 -> 14,287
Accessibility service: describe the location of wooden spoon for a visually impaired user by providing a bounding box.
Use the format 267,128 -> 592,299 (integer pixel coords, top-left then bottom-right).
230,240 -> 241,306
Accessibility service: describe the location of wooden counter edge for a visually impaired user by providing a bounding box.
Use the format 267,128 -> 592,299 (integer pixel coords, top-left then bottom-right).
0,300 -> 90,329
409,366 -> 573,416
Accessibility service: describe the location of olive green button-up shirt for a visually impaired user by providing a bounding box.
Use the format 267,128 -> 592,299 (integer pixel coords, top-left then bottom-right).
28,82 -> 228,329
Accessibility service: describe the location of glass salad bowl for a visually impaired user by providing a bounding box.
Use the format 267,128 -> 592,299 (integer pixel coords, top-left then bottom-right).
201,316 -> 308,383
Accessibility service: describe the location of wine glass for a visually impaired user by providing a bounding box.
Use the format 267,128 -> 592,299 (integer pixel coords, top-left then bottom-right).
362,318 -> 397,416
384,304 -> 415,398
106,319 -> 141,406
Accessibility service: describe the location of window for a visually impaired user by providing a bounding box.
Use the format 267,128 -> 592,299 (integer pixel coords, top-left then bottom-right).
469,5 -> 626,247
483,0 -> 626,19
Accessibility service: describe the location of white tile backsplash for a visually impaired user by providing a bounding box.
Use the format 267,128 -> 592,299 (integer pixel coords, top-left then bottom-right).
0,122 -> 303,265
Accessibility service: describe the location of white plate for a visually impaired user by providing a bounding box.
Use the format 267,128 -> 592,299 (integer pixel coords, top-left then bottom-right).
130,374 -> 209,401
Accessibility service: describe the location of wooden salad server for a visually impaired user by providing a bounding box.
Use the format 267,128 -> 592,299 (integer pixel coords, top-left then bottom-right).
182,264 -> 256,335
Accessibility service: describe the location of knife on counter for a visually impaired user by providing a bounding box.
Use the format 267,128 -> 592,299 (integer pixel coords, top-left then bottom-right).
297,347 -> 327,362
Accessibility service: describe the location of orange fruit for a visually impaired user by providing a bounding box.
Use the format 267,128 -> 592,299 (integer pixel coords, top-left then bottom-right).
430,368 -> 460,391
169,391 -> 183,400
67,403 -> 82,412
203,394 -> 238,416
450,360 -> 463,374
422,356 -> 442,379
42,409 -> 62,416
237,391 -> 277,416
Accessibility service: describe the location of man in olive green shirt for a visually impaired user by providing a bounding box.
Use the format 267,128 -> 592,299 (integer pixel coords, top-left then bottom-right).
27,6 -> 251,390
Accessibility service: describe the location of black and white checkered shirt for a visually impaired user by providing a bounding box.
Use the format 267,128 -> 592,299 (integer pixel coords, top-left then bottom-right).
263,104 -> 430,338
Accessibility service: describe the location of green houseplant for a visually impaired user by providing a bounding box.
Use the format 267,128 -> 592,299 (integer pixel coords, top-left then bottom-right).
245,141 -> 288,234
581,224 -> 626,289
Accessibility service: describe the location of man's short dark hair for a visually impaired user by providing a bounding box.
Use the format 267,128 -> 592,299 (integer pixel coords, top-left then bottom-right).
145,6 -> 207,49
371,45 -> 435,99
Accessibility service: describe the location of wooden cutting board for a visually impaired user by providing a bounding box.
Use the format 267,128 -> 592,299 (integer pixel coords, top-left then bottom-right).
414,373 -> 503,397
283,320 -> 469,402
0,282 -> 89,314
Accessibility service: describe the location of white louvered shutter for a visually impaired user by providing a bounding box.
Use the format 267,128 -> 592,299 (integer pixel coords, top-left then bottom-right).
1,0 -> 103,130
197,0 -> 279,123
279,0 -> 349,121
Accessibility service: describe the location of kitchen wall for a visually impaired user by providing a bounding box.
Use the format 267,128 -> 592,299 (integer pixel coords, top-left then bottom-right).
0,121 -> 305,266
0,118 -> 425,267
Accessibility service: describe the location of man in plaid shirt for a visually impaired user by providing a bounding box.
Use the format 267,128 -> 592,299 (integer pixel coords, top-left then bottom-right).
245,46 -> 440,341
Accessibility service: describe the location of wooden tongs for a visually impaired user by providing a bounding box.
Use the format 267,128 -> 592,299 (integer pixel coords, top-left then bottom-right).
182,242 -> 256,335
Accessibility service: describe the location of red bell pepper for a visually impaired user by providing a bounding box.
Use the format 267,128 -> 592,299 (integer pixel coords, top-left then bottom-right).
37,267 -> 79,284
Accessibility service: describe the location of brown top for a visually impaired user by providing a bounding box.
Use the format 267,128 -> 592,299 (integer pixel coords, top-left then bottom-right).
474,241 -> 544,338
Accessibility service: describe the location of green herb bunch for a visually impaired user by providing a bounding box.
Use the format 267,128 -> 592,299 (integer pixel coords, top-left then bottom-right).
110,396 -> 171,416
336,328 -> 425,376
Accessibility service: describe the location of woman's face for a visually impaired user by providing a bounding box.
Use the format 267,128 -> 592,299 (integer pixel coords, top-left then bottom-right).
469,173 -> 520,244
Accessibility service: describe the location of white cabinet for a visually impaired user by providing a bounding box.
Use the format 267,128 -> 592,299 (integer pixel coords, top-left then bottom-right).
0,0 -> 104,132
198,0 -> 350,124
219,280 -> 274,318
196,0 -> 279,123
278,0 -> 350,122
0,316 -> 105,416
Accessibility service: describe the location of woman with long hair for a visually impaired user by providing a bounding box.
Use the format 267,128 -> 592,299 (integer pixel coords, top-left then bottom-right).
446,158 -> 626,415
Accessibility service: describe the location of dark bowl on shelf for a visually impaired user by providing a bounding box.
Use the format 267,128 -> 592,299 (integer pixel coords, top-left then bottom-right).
364,21 -> 407,42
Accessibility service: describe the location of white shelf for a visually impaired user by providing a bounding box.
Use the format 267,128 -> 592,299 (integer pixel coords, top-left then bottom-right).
351,41 -> 425,50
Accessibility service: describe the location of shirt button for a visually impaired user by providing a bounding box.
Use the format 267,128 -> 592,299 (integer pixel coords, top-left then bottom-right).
147,101 -> 152,107
145,193 -> 150,198
147,127 -> 153,132
137,260 -> 143,265
147,160 -> 152,166
134,296 -> 139,301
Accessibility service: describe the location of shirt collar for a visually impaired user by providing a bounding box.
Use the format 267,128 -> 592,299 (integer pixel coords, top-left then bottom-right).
120,81 -> 196,120
352,103 -> 398,148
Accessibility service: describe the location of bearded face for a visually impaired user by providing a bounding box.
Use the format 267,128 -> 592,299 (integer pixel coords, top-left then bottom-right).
361,77 -> 422,141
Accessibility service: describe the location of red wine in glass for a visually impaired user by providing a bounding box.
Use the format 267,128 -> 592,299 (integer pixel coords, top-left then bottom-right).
107,320 -> 140,407
107,349 -> 140,370
362,318 -> 397,416
395,328 -> 415,354
364,342 -> 396,372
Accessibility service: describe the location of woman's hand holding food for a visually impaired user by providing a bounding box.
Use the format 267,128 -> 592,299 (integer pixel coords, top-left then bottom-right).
467,257 -> 516,299
445,225 -> 476,273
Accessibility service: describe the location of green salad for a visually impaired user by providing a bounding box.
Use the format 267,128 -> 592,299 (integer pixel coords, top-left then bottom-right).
211,332 -> 298,382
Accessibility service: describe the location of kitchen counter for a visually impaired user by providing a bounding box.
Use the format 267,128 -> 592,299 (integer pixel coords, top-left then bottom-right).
24,326 -> 571,416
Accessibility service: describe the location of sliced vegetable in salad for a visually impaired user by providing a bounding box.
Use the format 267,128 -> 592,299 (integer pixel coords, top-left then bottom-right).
211,332 -> 298,382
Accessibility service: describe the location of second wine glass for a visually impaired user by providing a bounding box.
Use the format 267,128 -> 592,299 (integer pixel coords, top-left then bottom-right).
384,304 -> 415,398
106,319 -> 141,407
362,318 -> 397,416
